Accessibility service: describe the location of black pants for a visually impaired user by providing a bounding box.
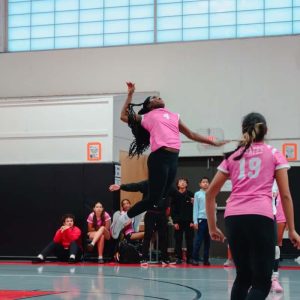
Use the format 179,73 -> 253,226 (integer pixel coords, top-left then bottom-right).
128,148 -> 178,218
40,241 -> 82,262
142,211 -> 168,260
225,215 -> 275,300
174,221 -> 194,260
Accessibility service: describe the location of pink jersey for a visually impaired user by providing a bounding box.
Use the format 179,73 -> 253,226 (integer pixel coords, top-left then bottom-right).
87,211 -> 111,228
218,143 -> 289,220
141,108 -> 181,152
276,194 -> 286,223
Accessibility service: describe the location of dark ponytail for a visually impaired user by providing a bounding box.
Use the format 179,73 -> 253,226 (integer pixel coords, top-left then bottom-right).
127,103 -> 150,157
225,112 -> 267,161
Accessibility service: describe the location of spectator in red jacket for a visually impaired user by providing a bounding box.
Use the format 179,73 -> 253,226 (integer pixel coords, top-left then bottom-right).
32,213 -> 82,264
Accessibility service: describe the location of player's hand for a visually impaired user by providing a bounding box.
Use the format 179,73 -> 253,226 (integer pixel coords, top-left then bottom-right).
174,223 -> 179,230
213,140 -> 230,147
126,82 -> 135,95
289,230 -> 300,249
109,184 -> 120,192
209,227 -> 225,242
193,223 -> 198,230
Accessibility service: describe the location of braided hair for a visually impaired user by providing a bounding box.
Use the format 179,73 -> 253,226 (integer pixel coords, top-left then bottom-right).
225,112 -> 267,161
127,100 -> 151,158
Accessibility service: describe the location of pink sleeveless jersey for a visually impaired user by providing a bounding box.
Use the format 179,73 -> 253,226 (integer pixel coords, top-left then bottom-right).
218,143 -> 289,220
141,108 -> 181,152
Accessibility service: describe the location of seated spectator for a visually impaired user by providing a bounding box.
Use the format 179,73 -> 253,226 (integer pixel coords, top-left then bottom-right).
32,213 -> 82,264
121,198 -> 144,241
86,202 -> 111,263
109,181 -> 170,265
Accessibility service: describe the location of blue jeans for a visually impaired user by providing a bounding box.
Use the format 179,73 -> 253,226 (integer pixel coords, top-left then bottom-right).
192,218 -> 210,262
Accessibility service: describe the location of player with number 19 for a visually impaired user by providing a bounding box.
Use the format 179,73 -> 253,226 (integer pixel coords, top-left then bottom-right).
205,112 -> 300,300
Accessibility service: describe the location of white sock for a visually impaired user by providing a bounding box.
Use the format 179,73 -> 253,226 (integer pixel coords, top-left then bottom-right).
69,254 -> 75,259
272,271 -> 279,279
98,256 -> 103,259
37,254 -> 44,260
91,242 -> 95,246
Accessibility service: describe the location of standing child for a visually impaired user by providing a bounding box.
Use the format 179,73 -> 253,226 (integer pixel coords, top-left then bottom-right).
205,112 -> 300,300
192,177 -> 211,266
170,178 -> 194,264
87,202 -> 111,263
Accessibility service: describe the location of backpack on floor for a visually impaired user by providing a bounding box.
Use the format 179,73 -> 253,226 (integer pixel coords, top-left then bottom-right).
118,240 -> 142,264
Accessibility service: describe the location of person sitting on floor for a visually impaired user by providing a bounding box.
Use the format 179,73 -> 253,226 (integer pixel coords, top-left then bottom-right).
86,201 -> 111,263
120,198 -> 144,242
32,213 -> 82,264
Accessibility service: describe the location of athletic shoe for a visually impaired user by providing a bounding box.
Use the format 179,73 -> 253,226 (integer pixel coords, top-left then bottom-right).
192,260 -> 200,266
32,257 -> 45,264
140,260 -> 148,267
68,257 -> 76,264
98,258 -> 105,264
110,211 -> 124,239
224,259 -> 234,267
203,260 -> 211,266
271,277 -> 283,293
186,258 -> 194,264
87,243 -> 94,252
175,258 -> 183,265
160,259 -> 170,265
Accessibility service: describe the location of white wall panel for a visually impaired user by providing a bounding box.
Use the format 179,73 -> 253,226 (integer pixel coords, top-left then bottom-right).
0,96 -> 114,164
0,36 -> 299,161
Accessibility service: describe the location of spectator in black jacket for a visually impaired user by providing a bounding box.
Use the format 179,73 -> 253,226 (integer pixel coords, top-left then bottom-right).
109,180 -> 171,265
170,178 -> 194,264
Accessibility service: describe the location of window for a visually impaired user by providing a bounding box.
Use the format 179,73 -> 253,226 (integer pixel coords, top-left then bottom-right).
8,0 -> 154,51
7,0 -> 300,52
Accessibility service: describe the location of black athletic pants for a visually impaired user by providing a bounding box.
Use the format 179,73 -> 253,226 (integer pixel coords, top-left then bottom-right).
142,211 -> 169,260
40,241 -> 82,262
128,148 -> 178,218
225,215 -> 275,300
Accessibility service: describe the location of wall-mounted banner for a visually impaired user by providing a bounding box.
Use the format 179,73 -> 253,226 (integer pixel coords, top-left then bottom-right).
282,143 -> 298,161
87,142 -> 102,161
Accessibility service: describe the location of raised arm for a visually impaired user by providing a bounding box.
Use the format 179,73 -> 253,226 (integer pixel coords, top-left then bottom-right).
179,119 -> 227,146
120,82 -> 141,123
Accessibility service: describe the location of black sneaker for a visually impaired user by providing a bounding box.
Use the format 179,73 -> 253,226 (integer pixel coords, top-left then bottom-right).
98,258 -> 104,264
87,243 -> 94,252
203,260 -> 211,266
192,260 -> 200,266
186,258 -> 194,264
176,258 -> 182,265
160,259 -> 170,265
32,257 -> 45,264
